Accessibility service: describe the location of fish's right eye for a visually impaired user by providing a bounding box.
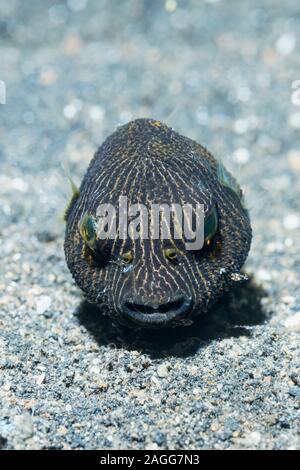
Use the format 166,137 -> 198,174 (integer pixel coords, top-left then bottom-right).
79,213 -> 98,251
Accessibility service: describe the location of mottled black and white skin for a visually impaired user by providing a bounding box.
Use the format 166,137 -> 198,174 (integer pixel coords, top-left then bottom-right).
64,119 -> 252,328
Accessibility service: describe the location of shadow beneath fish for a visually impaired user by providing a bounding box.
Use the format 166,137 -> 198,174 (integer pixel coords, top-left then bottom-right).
75,275 -> 269,359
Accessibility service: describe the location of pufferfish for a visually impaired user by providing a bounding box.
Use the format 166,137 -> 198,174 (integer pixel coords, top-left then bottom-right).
64,119 -> 251,328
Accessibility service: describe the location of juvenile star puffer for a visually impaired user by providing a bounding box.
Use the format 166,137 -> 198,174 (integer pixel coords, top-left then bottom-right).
64,119 -> 252,328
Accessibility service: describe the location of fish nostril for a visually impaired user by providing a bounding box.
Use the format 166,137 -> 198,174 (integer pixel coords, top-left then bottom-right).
123,297 -> 186,315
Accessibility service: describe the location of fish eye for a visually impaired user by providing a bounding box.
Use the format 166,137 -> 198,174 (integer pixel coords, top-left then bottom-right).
122,250 -> 134,264
204,205 -> 218,246
79,213 -> 98,250
217,163 -> 245,205
164,248 -> 178,261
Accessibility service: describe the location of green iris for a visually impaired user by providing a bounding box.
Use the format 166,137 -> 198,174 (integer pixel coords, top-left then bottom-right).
217,163 -> 246,207
204,205 -> 218,242
79,213 -> 98,250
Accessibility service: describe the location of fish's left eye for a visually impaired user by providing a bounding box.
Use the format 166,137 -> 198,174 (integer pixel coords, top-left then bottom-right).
204,205 -> 218,245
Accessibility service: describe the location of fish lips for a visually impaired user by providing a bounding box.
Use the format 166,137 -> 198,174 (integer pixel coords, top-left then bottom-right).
119,295 -> 193,328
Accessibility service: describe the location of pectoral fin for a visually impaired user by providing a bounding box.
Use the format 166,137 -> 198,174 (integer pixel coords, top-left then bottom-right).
64,175 -> 80,222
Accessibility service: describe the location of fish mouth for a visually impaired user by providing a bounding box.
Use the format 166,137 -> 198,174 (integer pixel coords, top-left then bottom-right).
120,296 -> 193,328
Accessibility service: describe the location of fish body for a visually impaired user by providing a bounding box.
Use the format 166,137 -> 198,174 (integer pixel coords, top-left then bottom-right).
64,119 -> 251,328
